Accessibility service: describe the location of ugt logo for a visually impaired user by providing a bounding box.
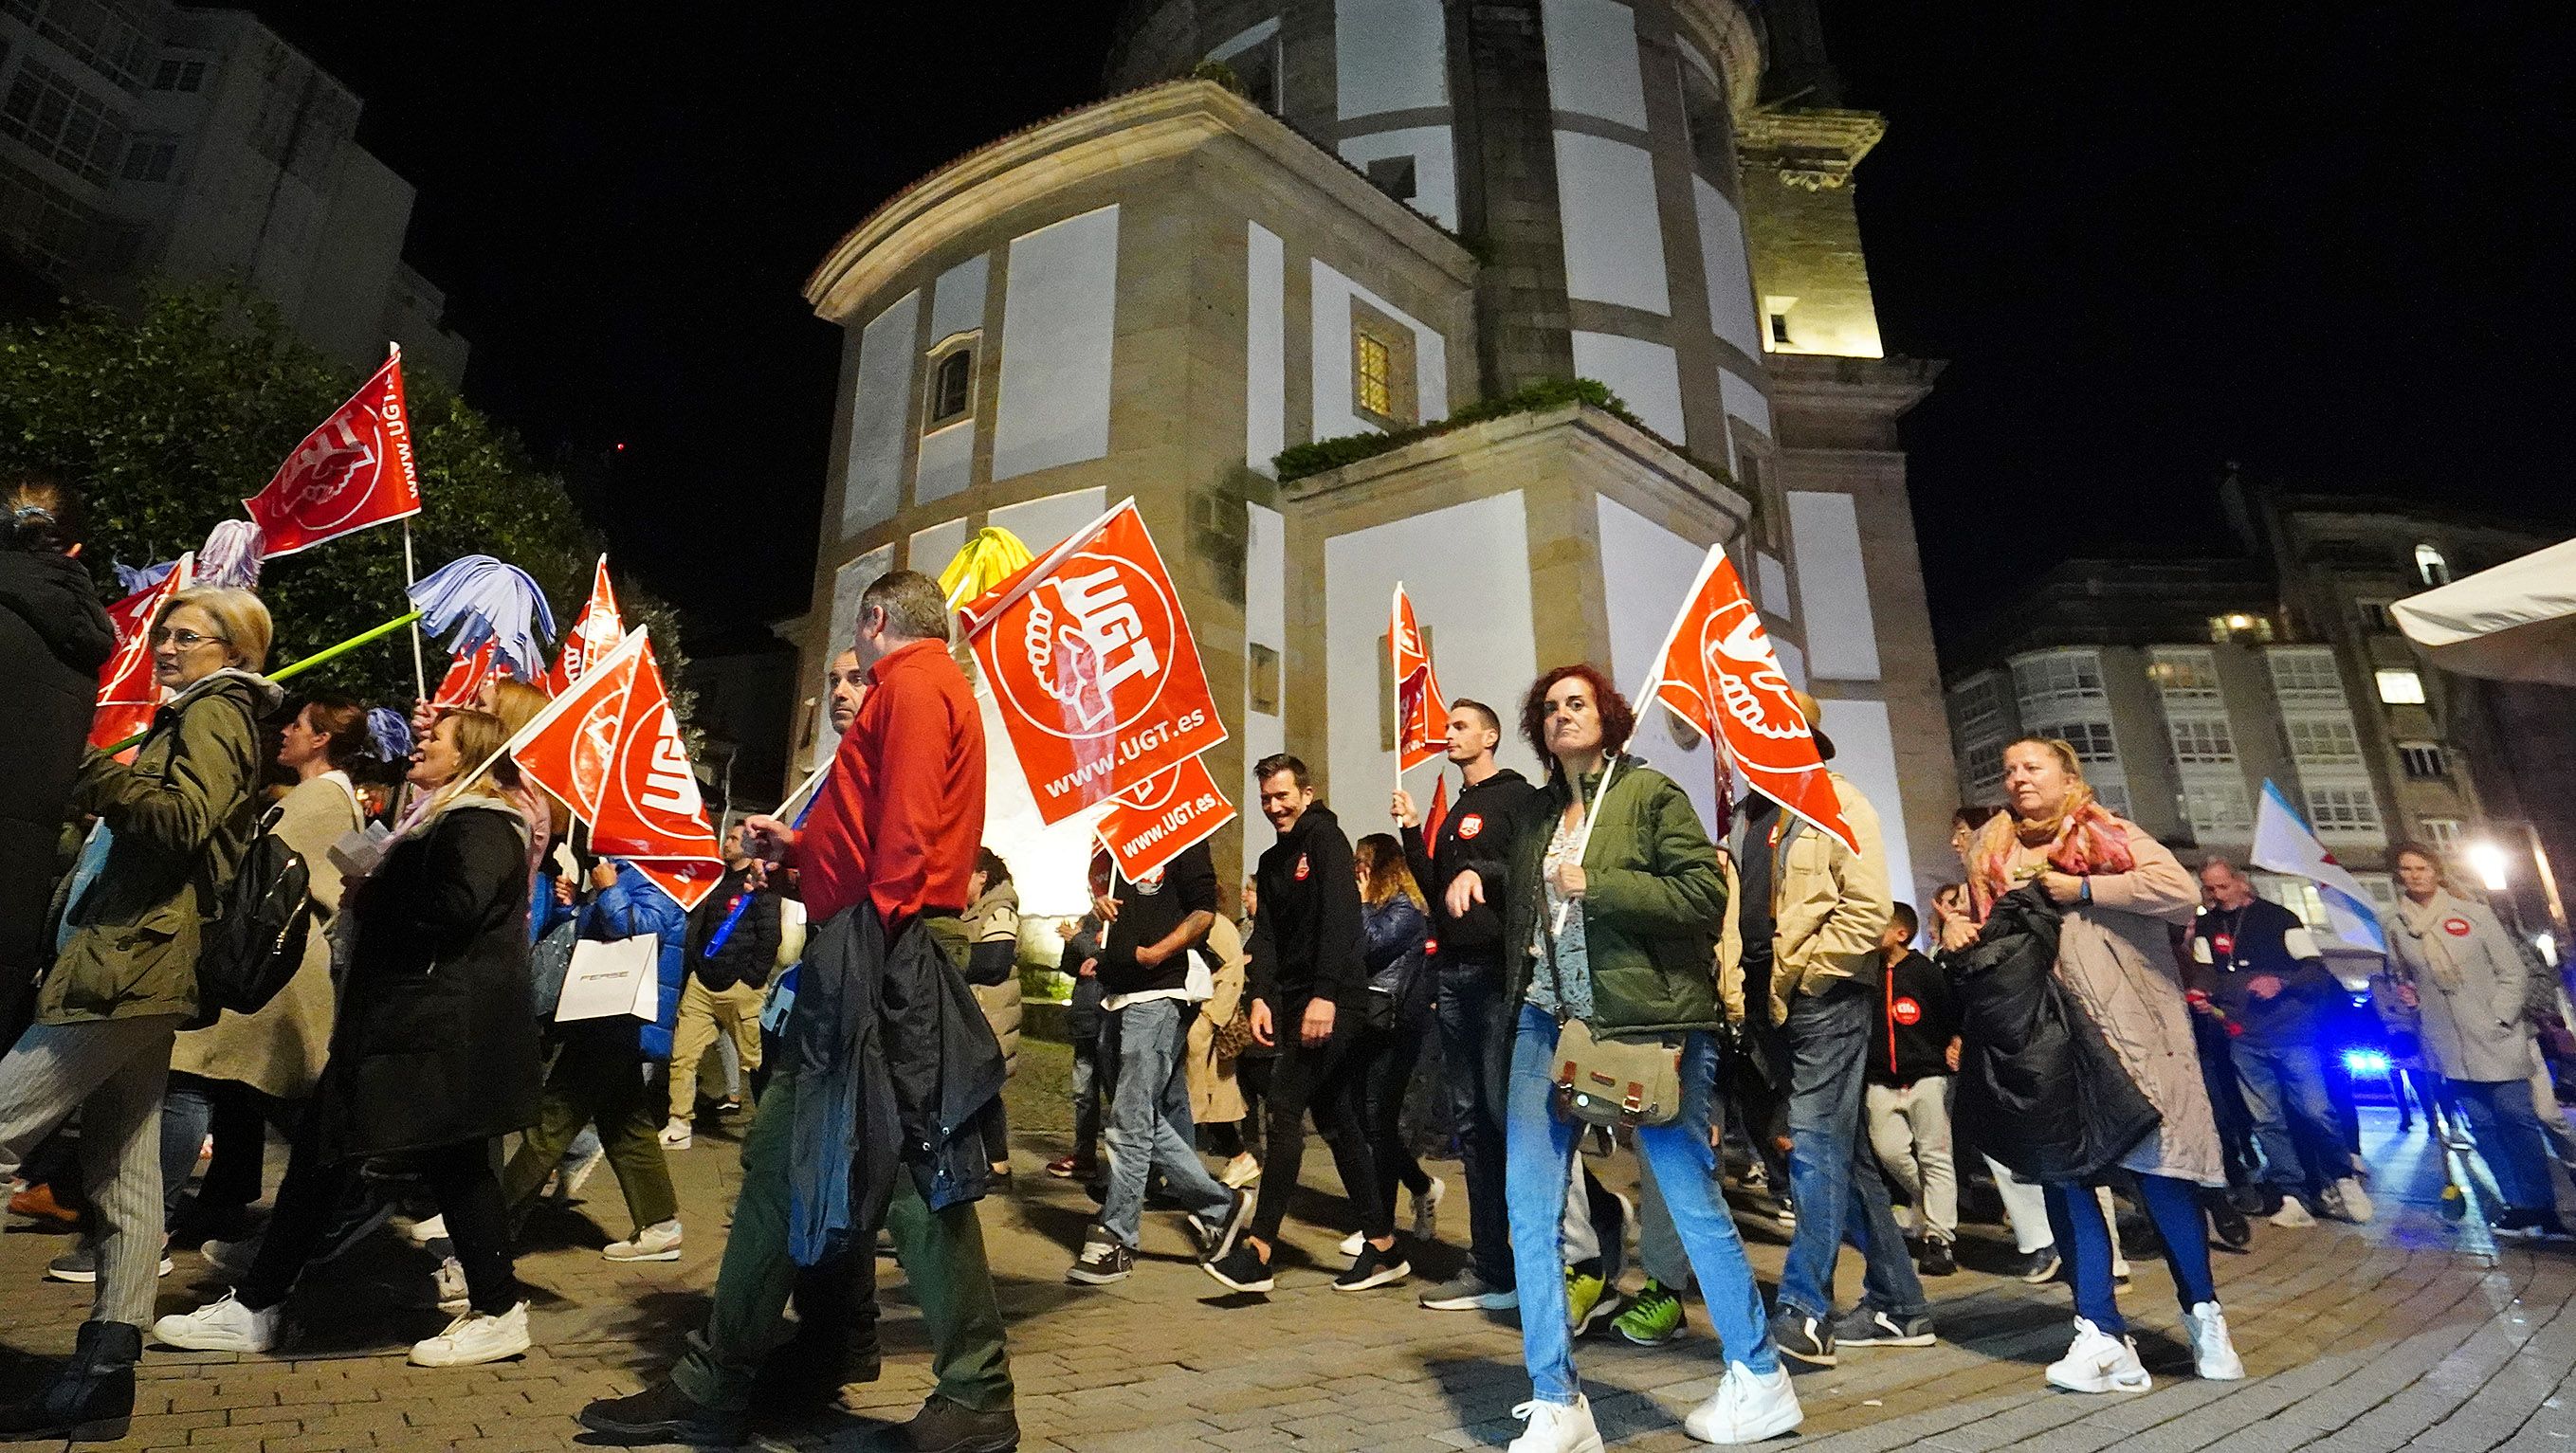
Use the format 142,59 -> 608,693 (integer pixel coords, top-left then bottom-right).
1020,558 -> 1165,736
282,413 -> 385,529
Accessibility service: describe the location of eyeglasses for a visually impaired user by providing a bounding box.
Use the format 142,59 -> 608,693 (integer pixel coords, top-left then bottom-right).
149,627 -> 227,650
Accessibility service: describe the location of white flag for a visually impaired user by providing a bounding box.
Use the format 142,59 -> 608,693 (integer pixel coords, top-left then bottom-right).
2252,779 -> 2387,952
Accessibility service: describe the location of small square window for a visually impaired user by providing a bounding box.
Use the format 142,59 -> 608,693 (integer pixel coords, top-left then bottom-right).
923,343 -> 976,430
1364,154 -> 1417,203
2397,740 -> 2448,779
2375,668 -> 2425,705
1248,643 -> 1281,716
1769,313 -> 1792,345
1355,332 -> 1393,418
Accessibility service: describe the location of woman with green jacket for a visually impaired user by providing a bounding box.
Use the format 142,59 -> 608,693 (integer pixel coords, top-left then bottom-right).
0,585 -> 276,1441
1485,663 -> 1796,1453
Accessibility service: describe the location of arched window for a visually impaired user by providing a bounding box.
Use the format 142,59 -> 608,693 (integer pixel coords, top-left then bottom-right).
2414,542 -> 2450,587
925,345 -> 975,429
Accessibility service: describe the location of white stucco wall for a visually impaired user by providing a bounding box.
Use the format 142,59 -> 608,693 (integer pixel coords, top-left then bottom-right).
1322,494 -> 1544,816
822,541 -> 896,771
916,423 -> 973,503
1337,127 -> 1460,231
1813,696 -> 1922,917
993,205 -> 1119,481
1311,259 -> 1450,441
928,253 -> 989,344
907,518 -> 969,577
1542,0 -> 1648,131
1553,131 -> 1671,316
1692,177 -> 1763,358
841,290 -> 918,537
1595,495 -> 1723,835
1245,501 -> 1287,856
1719,368 -> 1773,438
987,487 -> 1107,564
1786,491 -> 1881,681
1247,223 -> 1285,475
1758,551 -> 1793,621
1570,331 -> 1685,443
1335,0 -> 1449,118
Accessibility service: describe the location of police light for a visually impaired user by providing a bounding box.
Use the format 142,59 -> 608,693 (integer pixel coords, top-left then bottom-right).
2342,1049 -> 2392,1077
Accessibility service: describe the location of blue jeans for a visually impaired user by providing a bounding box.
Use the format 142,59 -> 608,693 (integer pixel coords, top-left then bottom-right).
1099,997 -> 1233,1247
2449,1077 -> 2560,1215
1507,1003 -> 1773,1404
2044,1173 -> 2215,1334
1774,984 -> 1927,1321
1436,961 -> 1513,1289
2235,1038 -> 2351,1190
1069,976 -> 1105,1166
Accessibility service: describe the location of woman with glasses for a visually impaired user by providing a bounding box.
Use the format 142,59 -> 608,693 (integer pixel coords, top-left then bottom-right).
0,586 -> 277,1440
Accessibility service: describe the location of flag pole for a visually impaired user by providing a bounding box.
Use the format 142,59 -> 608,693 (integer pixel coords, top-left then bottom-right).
100,608 -> 426,755
400,520 -> 429,701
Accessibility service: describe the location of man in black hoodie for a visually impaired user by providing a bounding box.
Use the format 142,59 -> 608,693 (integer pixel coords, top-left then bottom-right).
1392,699 -> 1538,1312
1203,754 -> 1406,1295
0,474 -> 114,1044
1861,904 -> 1961,1277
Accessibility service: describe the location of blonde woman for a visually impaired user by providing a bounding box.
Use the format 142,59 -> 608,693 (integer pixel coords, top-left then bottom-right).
0,585 -> 275,1440
1949,736 -> 2241,1393
156,709 -> 545,1369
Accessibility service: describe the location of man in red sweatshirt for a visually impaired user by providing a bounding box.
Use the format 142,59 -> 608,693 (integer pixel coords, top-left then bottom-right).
583,570 -> 1016,1453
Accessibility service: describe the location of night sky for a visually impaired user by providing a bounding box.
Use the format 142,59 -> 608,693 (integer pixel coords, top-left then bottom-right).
250,3 -> 2576,650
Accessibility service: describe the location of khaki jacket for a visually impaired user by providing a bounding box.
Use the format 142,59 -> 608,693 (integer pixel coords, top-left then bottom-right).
1188,914 -> 1249,1126
1718,772 -> 1893,1027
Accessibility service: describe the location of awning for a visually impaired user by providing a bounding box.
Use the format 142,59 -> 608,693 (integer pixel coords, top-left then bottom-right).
2391,536 -> 2576,686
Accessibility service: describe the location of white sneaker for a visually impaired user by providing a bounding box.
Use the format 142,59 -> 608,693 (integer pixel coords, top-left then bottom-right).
557,1146 -> 606,1200
1507,1394 -> 1604,1453
402,1213 -> 448,1246
1339,1229 -> 1366,1258
153,1292 -> 280,1353
2046,1317 -> 2152,1393
2269,1197 -> 2317,1228
1220,1153 -> 1262,1189
434,1256 -> 469,1313
1413,1176 -> 1446,1241
603,1219 -> 684,1262
2185,1301 -> 2245,1380
658,1117 -> 693,1150
2332,1176 -> 2374,1224
1685,1360 -> 1804,1444
409,1299 -> 531,1367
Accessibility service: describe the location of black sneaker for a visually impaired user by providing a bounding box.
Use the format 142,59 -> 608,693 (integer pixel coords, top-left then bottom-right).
1334,1240 -> 1411,1292
891,1393 -> 1020,1453
1066,1236 -> 1132,1285
577,1382 -> 746,1445
1917,1239 -> 1956,1277
2208,1199 -> 2253,1252
2009,1246 -> 2062,1284
1200,1242 -> 1274,1294
1831,1304 -> 1935,1348
1190,1188 -> 1253,1263
1769,1307 -> 1836,1367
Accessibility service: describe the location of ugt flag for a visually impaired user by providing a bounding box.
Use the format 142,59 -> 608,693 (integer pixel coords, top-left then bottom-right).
89,554 -> 194,752
549,554 -> 625,695
243,345 -> 422,558
2253,779 -> 2387,952
1644,544 -> 1858,855
958,499 -> 1228,826
1096,753 -> 1236,883
1392,583 -> 1447,773
506,627 -> 723,911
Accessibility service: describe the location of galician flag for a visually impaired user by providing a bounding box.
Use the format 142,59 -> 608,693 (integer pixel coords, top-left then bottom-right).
2252,779 -> 2386,952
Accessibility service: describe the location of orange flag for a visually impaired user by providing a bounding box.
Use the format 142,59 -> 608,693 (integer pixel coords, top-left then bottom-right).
1643,546 -> 1856,854
1392,583 -> 1447,773
89,555 -> 193,752
1094,753 -> 1236,883
505,628 -> 723,910
548,554 -> 624,695
242,346 -> 421,557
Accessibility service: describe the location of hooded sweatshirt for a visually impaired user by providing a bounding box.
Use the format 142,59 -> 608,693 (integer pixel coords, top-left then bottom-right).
1399,766 -> 1539,969
1248,802 -> 1365,1017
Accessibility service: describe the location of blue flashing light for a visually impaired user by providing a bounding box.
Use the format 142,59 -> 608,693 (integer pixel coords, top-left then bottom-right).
2342,1049 -> 2392,1077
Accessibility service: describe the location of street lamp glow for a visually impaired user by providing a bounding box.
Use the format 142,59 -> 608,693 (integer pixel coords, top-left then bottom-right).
2466,840 -> 2512,892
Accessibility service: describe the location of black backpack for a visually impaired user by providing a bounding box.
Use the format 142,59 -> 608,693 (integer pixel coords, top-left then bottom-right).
196,804 -> 317,1015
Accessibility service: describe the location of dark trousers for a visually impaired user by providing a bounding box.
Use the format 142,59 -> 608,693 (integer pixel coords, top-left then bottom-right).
243,1120 -> 520,1317
1248,1018 -> 1388,1243
499,1028 -> 679,1231
1434,960 -> 1513,1288
1357,1016 -> 1432,1227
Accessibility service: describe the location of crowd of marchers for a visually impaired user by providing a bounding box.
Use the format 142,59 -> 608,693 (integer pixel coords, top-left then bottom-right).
3,468 -> 2571,1452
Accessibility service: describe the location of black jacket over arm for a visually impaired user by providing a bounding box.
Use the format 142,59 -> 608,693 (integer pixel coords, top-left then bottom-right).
1249,804 -> 1366,1016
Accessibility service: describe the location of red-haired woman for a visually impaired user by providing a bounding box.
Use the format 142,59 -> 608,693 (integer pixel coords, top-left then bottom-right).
1490,664 -> 1795,1451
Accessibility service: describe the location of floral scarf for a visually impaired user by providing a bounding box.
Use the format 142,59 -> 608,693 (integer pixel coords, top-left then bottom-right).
1968,782 -> 2136,919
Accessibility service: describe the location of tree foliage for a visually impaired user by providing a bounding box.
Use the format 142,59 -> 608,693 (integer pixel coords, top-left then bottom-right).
0,285 -> 686,713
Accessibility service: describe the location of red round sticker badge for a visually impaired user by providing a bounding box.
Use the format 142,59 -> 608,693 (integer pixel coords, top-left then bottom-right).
1457,813 -> 1484,840
2442,917 -> 2473,937
1891,997 -> 1923,1026
1294,854 -> 1309,881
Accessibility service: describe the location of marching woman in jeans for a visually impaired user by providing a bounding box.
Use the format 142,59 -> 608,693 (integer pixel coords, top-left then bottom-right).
1478,664 -> 1794,1452
155,708 -> 545,1369
1349,833 -> 1441,1244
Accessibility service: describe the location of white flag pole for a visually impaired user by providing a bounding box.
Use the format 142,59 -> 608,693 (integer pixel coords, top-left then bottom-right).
387,343 -> 428,700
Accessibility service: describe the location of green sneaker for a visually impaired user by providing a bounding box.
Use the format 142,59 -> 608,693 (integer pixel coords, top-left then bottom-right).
1616,1278 -> 1686,1345
1566,1265 -> 1623,1335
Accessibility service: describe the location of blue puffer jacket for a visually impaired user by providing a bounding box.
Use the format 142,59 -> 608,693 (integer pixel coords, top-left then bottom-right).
539,860 -> 687,1061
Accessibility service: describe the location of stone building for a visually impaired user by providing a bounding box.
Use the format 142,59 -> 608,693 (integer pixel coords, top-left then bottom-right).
1945,476 -> 2575,948
0,1 -> 467,382
792,0 -> 1957,909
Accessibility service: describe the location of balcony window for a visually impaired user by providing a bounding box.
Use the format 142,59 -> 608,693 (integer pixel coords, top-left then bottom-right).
2414,543 -> 2451,587
2375,668 -> 2426,705
2397,740 -> 2449,779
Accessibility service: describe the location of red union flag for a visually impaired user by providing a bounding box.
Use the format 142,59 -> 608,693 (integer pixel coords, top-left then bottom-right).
958,499 -> 1228,826
1643,545 -> 1857,855
1392,583 -> 1448,773
433,641 -> 506,710
1095,753 -> 1236,882
243,346 -> 422,558
506,628 -> 723,910
89,554 -> 193,752
548,554 -> 624,695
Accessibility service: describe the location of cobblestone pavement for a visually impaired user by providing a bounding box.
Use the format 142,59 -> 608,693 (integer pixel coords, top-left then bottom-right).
3,1044 -> 2570,1452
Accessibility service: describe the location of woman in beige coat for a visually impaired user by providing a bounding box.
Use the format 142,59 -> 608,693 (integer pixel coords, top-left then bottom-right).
1187,910 -> 1249,1135
1950,736 -> 2239,1395
162,691 -> 371,1235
